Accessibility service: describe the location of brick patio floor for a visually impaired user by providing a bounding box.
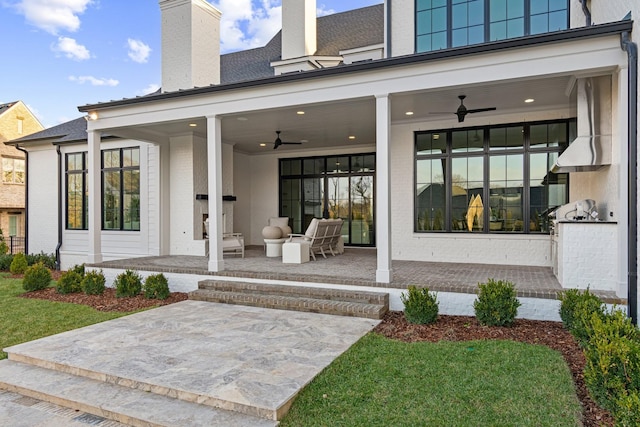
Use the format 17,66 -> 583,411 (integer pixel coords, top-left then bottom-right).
91,247 -> 623,303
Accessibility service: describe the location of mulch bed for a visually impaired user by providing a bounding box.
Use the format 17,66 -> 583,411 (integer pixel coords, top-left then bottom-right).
15,274 -> 611,426
374,311 -> 613,427
20,287 -> 188,312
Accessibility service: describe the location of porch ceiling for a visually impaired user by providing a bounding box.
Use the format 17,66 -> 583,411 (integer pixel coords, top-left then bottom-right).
121,75 -> 576,154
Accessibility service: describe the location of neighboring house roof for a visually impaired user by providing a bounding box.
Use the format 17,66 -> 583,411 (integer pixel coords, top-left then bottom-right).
220,4 -> 384,84
0,102 -> 18,116
8,117 -> 88,145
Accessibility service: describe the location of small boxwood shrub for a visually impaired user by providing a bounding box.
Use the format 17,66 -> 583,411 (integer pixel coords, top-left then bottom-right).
25,252 -> 56,269
22,262 -> 52,292
0,254 -> 13,271
10,253 -> 28,275
614,390 -> 640,427
473,278 -> 521,327
115,269 -> 142,298
143,274 -> 170,300
56,270 -> 83,294
82,270 -> 106,295
583,308 -> 640,413
70,263 -> 85,277
401,285 -> 438,324
558,288 -> 605,346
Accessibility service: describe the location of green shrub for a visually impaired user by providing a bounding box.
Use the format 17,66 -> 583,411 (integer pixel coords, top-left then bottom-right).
0,254 -> 13,271
22,262 -> 52,292
401,285 -> 439,324
143,274 -> 170,300
25,252 -> 57,269
114,269 -> 142,298
56,271 -> 83,294
82,270 -> 106,295
0,228 -> 8,255
583,309 -> 640,413
473,278 -> 521,327
10,253 -> 28,275
71,263 -> 85,277
614,390 -> 640,427
563,290 -> 606,347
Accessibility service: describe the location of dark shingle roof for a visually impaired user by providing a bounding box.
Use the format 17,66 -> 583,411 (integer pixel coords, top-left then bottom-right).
220,4 -> 383,84
0,102 -> 17,116
8,117 -> 87,145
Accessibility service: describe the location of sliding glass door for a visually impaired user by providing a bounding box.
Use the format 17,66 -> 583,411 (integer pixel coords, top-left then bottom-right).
280,154 -> 375,246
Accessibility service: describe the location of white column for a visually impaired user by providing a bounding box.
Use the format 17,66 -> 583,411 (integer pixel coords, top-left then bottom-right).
87,130 -> 102,263
207,115 -> 224,271
375,94 -> 392,283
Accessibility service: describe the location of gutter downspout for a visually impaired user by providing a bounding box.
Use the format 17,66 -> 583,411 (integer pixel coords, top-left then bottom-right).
579,0 -> 592,26
55,145 -> 62,270
386,0 -> 392,58
621,30 -> 638,324
14,145 -> 28,255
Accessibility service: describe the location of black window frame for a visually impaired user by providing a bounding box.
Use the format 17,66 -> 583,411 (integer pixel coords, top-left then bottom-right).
101,147 -> 140,231
414,118 -> 573,234
65,152 -> 88,230
415,0 -> 569,53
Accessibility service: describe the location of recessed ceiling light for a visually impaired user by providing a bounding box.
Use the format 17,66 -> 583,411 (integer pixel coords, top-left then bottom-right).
237,117 -> 248,121
189,123 -> 197,127
348,136 -> 356,140
405,111 -> 414,116
300,139 -> 308,143
433,134 -> 440,140
524,98 -> 535,103
259,143 -> 266,147
297,111 -> 305,115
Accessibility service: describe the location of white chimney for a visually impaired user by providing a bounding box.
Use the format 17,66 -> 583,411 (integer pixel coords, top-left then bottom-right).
159,0 -> 221,92
281,0 -> 317,60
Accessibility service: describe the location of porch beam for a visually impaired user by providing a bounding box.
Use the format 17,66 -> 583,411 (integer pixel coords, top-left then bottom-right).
375,93 -> 392,283
87,130 -> 102,263
207,115 -> 224,271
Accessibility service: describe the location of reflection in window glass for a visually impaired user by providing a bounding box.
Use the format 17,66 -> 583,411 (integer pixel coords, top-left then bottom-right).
102,147 -> 140,231
415,119 -> 572,233
66,152 -> 87,230
416,158 -> 446,231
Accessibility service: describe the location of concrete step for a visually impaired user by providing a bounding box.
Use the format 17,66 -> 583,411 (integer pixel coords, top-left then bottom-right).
0,360 -> 277,427
190,281 -> 389,319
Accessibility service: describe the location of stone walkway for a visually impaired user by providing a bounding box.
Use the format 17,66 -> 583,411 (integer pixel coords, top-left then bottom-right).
1,301 -> 379,425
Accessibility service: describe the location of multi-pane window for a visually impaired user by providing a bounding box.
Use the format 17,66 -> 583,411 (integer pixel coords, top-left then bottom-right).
416,0 -> 569,53
415,120 -> 573,233
66,152 -> 88,230
2,157 -> 25,184
102,147 -> 140,231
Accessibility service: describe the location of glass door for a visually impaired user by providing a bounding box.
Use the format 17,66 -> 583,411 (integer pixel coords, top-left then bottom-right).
280,154 -> 375,246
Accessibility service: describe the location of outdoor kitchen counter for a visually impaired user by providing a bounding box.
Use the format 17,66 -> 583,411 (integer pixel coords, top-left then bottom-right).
554,221 -> 618,293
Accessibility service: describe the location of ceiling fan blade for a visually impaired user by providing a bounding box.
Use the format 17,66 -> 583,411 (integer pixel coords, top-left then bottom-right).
467,107 -> 497,114
280,142 -> 302,145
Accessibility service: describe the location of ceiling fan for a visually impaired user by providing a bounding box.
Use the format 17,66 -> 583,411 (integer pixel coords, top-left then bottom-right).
272,131 -> 302,149
432,95 -> 497,122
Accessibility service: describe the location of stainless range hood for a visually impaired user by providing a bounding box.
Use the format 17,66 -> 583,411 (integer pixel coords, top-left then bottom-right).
551,76 -> 612,173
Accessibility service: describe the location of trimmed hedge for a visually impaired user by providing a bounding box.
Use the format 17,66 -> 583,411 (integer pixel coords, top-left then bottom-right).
82,270 -> 106,295
401,285 -> 438,324
473,279 -> 521,327
56,271 -> 83,294
114,270 -> 142,298
143,274 -> 170,300
22,262 -> 52,292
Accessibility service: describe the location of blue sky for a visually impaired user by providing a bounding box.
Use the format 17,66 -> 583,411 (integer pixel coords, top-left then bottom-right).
1,0 -> 381,128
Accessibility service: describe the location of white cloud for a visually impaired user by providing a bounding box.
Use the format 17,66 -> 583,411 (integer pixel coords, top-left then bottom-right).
213,0 -> 282,53
11,0 -> 93,35
69,75 -> 119,87
52,36 -> 90,60
137,83 -> 160,96
127,38 -> 151,64
317,5 -> 336,17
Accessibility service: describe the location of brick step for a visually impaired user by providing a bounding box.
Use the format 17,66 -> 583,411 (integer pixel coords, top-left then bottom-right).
189,287 -> 388,319
197,280 -> 389,305
0,360 -> 277,427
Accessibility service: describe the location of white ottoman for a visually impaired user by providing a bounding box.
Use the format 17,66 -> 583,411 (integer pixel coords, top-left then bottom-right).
282,241 -> 310,264
264,238 -> 286,257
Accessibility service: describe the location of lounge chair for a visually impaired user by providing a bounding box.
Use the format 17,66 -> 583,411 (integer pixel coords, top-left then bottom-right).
287,218 -> 343,261
204,219 -> 245,258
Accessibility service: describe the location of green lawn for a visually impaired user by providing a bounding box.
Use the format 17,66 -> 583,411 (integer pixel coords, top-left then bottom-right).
1,275 -> 582,426
0,274 -> 130,360
281,333 -> 582,427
